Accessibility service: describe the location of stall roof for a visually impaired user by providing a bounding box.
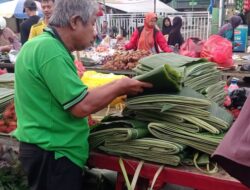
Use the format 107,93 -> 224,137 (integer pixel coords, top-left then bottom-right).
99,0 -> 177,13
0,0 -> 17,18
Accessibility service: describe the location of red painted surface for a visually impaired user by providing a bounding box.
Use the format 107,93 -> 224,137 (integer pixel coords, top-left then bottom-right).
88,152 -> 250,190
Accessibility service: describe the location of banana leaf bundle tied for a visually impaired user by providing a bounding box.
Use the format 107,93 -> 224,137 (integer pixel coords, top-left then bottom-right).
98,138 -> 185,166
148,122 -> 224,154
89,119 -> 149,149
134,64 -> 182,93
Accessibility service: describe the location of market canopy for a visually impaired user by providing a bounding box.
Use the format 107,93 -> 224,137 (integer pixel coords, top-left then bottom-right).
0,0 -> 43,19
98,0 -> 177,13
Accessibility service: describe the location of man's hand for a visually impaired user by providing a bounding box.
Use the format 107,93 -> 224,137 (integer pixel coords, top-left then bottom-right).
115,77 -> 153,96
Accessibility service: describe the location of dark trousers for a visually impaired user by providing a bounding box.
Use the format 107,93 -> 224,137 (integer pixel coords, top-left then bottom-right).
19,142 -> 83,190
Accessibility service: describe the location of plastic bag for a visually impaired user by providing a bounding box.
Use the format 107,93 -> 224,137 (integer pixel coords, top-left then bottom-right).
81,71 -> 126,106
179,37 -> 204,58
200,35 -> 233,68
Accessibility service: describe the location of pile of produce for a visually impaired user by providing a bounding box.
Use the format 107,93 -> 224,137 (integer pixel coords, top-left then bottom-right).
102,50 -> 150,70
0,73 -> 14,89
0,102 -> 16,134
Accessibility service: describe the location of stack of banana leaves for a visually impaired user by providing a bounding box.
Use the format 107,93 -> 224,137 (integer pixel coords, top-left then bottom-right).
0,88 -> 14,115
0,73 -> 15,89
89,118 -> 186,166
133,53 -> 226,105
123,87 -> 234,155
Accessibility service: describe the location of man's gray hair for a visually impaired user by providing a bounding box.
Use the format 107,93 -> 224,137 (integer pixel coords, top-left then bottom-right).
49,0 -> 98,27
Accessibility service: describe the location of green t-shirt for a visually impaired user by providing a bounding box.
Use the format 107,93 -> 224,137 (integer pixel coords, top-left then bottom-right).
14,28 -> 89,168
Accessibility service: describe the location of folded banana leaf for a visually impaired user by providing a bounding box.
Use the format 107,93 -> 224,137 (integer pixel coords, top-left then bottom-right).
134,64 -> 182,93
185,62 -> 217,77
89,119 -> 149,149
98,138 -> 185,166
148,122 -> 224,154
138,53 -> 206,69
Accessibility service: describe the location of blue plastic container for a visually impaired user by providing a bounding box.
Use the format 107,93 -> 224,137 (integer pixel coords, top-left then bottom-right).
234,25 -> 248,52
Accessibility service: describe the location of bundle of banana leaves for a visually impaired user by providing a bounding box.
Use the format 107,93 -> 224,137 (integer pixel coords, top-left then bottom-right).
134,53 -> 225,105
89,119 -> 149,149
148,122 -> 224,154
0,88 -> 14,114
201,81 -> 227,106
0,73 -> 15,89
123,88 -> 233,154
98,138 -> 185,166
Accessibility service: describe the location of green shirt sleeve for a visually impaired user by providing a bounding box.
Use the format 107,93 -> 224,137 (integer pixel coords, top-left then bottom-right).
39,55 -> 88,110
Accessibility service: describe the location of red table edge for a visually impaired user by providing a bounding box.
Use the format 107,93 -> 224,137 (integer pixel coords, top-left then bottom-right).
88,152 -> 250,190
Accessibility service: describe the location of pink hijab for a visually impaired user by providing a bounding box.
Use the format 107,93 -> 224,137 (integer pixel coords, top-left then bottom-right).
137,12 -> 157,51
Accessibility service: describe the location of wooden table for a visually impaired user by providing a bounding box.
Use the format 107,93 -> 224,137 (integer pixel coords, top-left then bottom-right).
88,152 -> 250,190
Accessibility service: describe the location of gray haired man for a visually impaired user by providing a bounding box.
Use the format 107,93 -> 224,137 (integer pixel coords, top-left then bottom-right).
14,0 -> 152,190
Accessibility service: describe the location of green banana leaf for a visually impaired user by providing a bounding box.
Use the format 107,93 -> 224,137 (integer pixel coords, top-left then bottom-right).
148,122 -> 224,154
89,119 -> 149,149
98,138 -> 185,166
134,64 -> 182,93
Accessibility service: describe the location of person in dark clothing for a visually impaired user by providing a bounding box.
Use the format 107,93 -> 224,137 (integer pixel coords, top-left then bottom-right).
218,15 -> 242,46
162,17 -> 172,36
20,0 -> 40,44
168,16 -> 184,48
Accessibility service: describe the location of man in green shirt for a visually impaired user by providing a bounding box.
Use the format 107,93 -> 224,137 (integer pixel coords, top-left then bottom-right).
14,0 -> 152,189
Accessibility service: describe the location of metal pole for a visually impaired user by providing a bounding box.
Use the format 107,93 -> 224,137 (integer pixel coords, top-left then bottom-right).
218,0 -> 224,28
103,0 -> 106,14
154,0 -> 156,13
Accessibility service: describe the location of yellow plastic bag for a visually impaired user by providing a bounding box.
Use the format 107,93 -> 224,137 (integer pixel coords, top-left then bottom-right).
81,71 -> 126,107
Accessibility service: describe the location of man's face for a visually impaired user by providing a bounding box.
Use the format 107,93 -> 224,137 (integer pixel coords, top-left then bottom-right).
41,1 -> 54,20
73,15 -> 96,50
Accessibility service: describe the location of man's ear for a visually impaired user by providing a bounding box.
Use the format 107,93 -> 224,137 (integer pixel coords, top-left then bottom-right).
69,15 -> 81,30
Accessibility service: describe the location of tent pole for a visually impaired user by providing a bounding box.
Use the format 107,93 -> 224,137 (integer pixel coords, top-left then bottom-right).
154,0 -> 156,13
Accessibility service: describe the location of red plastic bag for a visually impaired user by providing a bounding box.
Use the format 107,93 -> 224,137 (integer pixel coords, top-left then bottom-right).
201,35 -> 233,68
179,37 -> 205,58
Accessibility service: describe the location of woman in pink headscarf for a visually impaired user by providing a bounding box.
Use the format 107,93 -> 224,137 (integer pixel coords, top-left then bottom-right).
124,12 -> 172,53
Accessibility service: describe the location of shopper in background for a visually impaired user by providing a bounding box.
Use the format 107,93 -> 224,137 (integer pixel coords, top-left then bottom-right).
29,0 -> 54,39
125,12 -> 172,53
100,20 -> 109,39
20,0 -> 40,44
167,16 -> 184,49
14,0 -> 152,189
218,15 -> 242,46
162,16 -> 172,36
0,17 -> 21,52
